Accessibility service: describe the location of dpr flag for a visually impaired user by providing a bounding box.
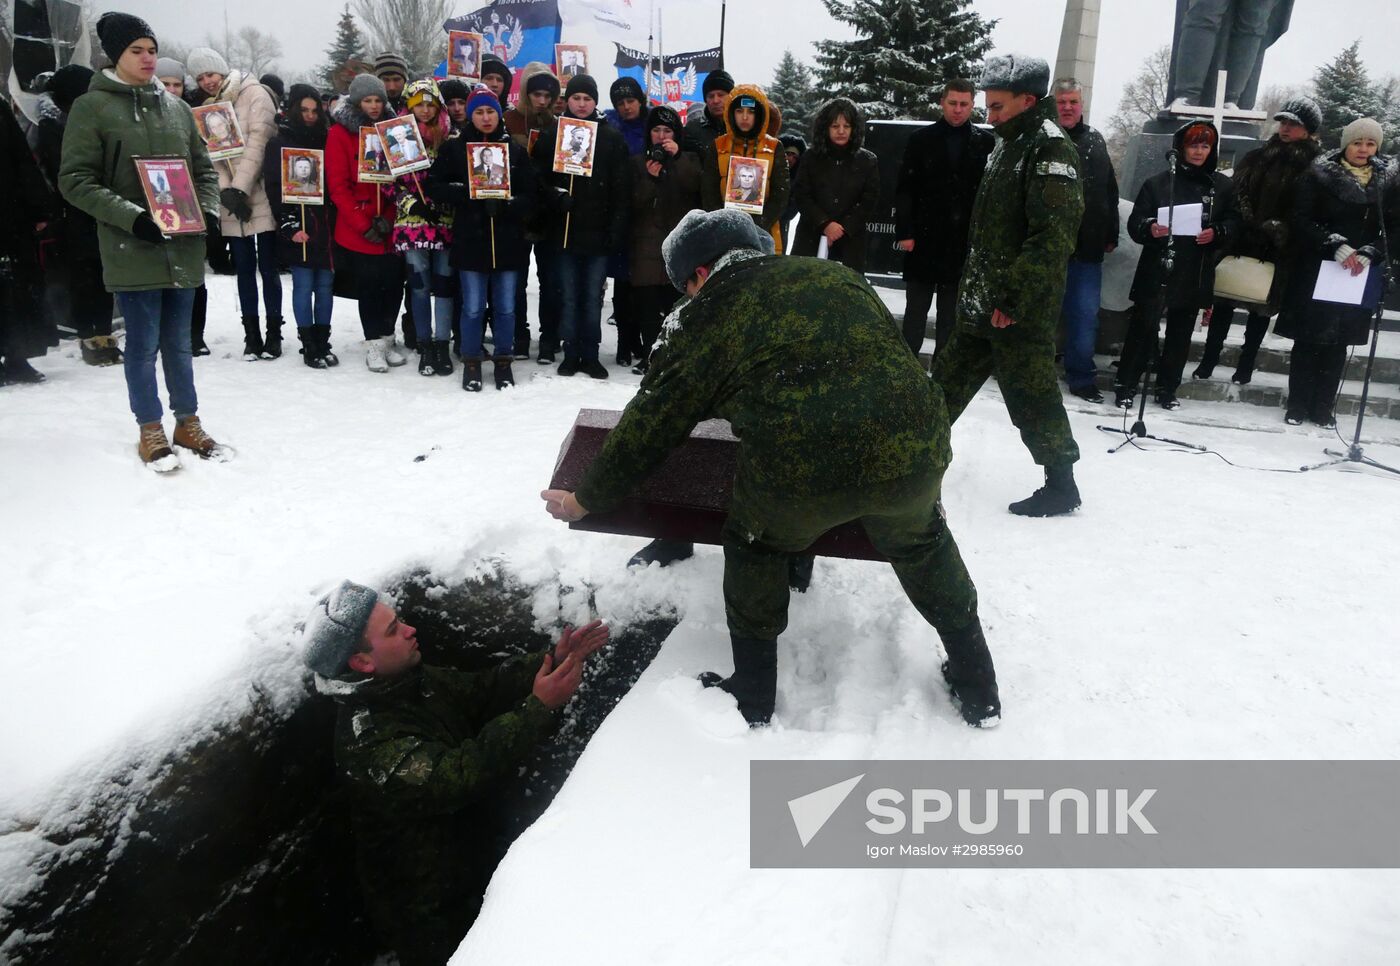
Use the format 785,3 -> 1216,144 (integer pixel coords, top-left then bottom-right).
613,43 -> 723,118
442,0 -> 564,103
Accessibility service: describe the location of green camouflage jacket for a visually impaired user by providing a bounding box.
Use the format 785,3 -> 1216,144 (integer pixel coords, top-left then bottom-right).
956,97 -> 1084,335
575,252 -> 951,514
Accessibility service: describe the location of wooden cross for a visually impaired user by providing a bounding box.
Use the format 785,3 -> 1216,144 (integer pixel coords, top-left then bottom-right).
1169,70 -> 1268,129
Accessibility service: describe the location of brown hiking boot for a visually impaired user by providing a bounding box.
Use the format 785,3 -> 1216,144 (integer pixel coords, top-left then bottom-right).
138,422 -> 179,472
173,415 -> 219,458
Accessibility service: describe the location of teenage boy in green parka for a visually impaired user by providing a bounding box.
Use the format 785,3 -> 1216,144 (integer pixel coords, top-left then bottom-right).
58,12 -> 224,474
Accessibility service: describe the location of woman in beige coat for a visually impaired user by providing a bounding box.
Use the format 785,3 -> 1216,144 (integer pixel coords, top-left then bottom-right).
187,47 -> 284,358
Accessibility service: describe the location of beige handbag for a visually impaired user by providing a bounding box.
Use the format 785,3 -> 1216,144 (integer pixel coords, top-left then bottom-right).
1213,256 -> 1275,305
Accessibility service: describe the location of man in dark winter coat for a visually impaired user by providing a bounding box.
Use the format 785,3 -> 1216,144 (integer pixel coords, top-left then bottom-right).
790,97 -> 880,272
605,75 -> 649,364
1116,120 -> 1238,410
894,79 -> 995,356
304,579 -> 610,966
1194,96 -> 1322,385
685,69 -> 734,153
542,209 -> 1002,730
929,55 -> 1086,517
0,100 -> 56,384
1054,78 -> 1120,402
778,133 -> 806,248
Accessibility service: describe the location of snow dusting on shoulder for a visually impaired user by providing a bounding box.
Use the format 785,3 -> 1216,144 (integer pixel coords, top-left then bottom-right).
1041,119 -> 1065,139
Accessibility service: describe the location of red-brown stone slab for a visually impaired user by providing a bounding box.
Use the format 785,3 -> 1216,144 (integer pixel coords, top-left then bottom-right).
550,409 -> 885,561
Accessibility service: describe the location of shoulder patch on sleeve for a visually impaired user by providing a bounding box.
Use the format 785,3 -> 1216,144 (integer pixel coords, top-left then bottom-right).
1036,160 -> 1078,180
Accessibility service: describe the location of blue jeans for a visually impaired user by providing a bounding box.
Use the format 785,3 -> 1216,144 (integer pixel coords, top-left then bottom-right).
117,288 -> 197,426
1060,258 -> 1103,390
405,248 -> 454,341
554,251 -> 608,362
228,230 -> 283,320
460,270 -> 519,357
290,267 -> 334,328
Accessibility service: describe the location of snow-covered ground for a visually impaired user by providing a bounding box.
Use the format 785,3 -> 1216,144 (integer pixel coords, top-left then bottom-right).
3,273 -> 1399,962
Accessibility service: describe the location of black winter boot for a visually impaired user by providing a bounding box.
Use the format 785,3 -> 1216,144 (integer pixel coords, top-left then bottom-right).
462,356 -> 483,392
433,340 -> 454,376
312,325 -> 339,366
263,317 -> 284,358
190,309 -> 210,356
492,354 -> 514,388
298,328 -> 328,369
699,636 -> 778,726
788,554 -> 815,593
418,342 -> 435,376
939,621 -> 1001,727
628,539 -> 695,568
1008,465 -> 1081,517
241,317 -> 264,361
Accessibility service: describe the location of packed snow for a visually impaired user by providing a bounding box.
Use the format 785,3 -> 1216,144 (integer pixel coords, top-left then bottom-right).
3,273 -> 1399,963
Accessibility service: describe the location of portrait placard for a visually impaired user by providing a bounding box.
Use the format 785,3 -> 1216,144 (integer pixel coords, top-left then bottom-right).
133,156 -> 206,236
192,102 -> 245,162
374,117 -> 431,177
468,142 -> 512,199
447,30 -> 483,81
281,147 -> 325,205
552,117 -> 597,177
555,44 -> 588,79
357,127 -> 394,184
724,156 -> 769,215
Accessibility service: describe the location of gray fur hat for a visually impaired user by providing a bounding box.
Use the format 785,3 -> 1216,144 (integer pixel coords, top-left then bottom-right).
186,46 -> 229,81
302,580 -> 379,678
662,208 -> 775,292
348,73 -> 389,110
979,53 -> 1050,99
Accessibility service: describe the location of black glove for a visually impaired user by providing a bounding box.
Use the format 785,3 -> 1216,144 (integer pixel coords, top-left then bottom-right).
131,212 -> 167,244
553,186 -> 574,212
220,187 -> 253,222
372,215 -> 391,237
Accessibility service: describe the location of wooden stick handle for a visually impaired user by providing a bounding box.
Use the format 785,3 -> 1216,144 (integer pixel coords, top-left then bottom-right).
300,205 -> 307,262
490,217 -> 497,271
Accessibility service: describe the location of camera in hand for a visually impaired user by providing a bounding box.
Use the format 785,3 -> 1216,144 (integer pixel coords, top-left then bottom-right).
646,145 -> 670,164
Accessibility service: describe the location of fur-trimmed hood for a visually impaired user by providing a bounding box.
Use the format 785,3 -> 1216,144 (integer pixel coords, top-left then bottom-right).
723,83 -> 775,145
811,97 -> 866,153
1309,149 -> 1393,205
334,100 -> 380,135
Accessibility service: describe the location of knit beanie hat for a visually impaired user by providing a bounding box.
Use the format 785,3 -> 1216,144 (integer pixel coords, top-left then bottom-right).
347,73 -> 389,110
186,47 -> 229,81
466,83 -> 501,120
565,74 -> 599,103
525,69 -> 561,100
154,58 -> 185,82
702,69 -> 734,97
979,52 -> 1050,99
481,57 -> 511,86
663,208 -> 776,292
610,76 -> 645,107
405,78 -> 441,111
779,133 -> 808,156
95,12 -> 156,66
373,51 -> 408,81
302,580 -> 379,678
646,105 -> 682,134
46,64 -> 94,111
260,73 -> 286,101
438,78 -> 470,102
1273,96 -> 1321,136
1342,117 -> 1383,149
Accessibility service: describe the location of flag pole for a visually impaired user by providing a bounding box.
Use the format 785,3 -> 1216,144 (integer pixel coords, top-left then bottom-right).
718,0 -> 726,69
647,0 -> 655,101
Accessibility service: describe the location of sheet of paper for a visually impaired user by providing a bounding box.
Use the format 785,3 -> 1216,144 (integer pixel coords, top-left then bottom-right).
817,237 -> 829,259
1156,203 -> 1203,236
1312,259 -> 1373,306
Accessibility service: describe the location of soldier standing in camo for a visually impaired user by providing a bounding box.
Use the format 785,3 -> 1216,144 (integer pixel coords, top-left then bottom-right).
930,53 -> 1086,517
541,209 -> 1002,730
302,579 -> 610,966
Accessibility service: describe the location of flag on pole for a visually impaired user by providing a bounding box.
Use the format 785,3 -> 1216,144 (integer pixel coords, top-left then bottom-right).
442,1 -> 564,102
614,43 -> 722,117
560,0 -> 642,40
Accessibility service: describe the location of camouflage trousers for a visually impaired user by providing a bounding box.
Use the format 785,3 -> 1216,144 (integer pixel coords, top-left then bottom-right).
931,324 -> 1081,467
722,466 -> 979,643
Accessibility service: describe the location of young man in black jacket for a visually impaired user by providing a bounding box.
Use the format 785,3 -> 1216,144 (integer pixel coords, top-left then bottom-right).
1054,78 -> 1120,403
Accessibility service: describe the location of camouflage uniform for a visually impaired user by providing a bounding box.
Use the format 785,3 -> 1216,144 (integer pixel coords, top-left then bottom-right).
575,253 -> 980,643
322,656 -> 553,966
930,97 -> 1085,467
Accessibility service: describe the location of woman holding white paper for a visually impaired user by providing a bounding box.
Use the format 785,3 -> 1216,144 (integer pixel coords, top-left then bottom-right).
1114,121 -> 1238,410
1276,118 -> 1397,428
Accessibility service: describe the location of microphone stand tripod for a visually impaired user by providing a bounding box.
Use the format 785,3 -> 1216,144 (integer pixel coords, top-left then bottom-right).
1098,147 -> 1207,453
1301,176 -> 1398,476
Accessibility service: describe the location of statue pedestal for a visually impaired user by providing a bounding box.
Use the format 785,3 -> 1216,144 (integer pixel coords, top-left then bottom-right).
1120,116 -> 1264,199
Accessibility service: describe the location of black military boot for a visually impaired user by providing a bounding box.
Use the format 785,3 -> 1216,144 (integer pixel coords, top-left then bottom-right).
628,539 -> 695,568
298,328 -> 328,369
939,621 -> 1001,728
241,317 -> 264,361
1008,465 -> 1081,517
699,636 -> 778,726
263,317 -> 284,358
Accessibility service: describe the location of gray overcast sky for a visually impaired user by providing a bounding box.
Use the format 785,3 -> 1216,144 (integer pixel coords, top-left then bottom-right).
96,0 -> 1400,125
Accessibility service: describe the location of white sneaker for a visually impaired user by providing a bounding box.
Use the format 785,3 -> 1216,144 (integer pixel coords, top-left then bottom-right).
381,335 -> 407,367
365,339 -> 389,372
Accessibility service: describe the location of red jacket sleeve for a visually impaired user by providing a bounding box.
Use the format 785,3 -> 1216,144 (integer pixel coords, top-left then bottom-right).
327,124 -> 372,237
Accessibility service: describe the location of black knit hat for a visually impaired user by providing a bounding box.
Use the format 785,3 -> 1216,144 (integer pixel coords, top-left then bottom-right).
565,74 -> 599,103
481,57 -> 511,84
779,133 -> 807,155
95,12 -> 157,66
702,69 -> 734,97
610,76 -> 645,107
46,64 -> 94,112
646,105 -> 682,134
438,78 -> 470,102
1274,96 -> 1322,136
526,71 -> 561,99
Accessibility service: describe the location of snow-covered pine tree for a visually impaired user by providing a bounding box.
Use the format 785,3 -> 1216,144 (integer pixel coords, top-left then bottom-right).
1310,41 -> 1382,148
769,50 -> 820,137
320,5 -> 365,92
814,0 -> 996,121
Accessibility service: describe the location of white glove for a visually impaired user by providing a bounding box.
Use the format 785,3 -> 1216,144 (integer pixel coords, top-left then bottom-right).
1334,243 -> 1356,263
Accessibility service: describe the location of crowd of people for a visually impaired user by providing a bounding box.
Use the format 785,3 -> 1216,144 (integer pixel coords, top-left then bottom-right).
1,11 -> 1395,471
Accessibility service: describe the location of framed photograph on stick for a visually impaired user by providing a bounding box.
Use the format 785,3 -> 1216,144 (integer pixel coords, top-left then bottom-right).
724,156 -> 769,215
552,117 -> 597,177
281,147 -> 325,205
468,143 -> 511,199
192,103 -> 245,162
375,116 -> 431,177
555,44 -> 588,78
357,127 -> 394,184
134,156 -> 206,236
447,30 -> 483,81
